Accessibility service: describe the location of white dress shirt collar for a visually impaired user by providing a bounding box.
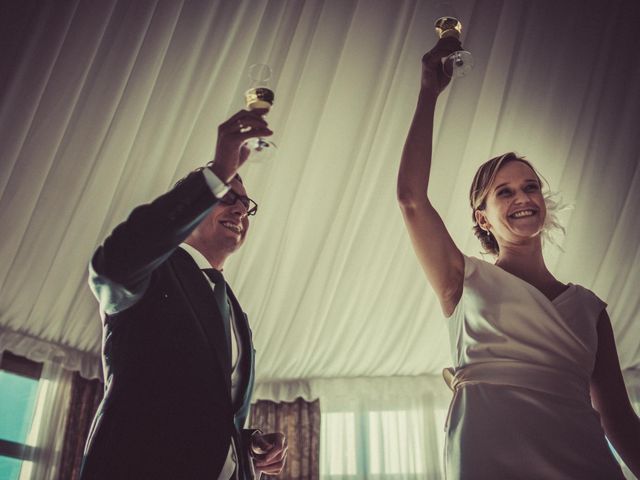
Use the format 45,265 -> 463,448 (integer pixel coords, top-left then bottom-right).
180,243 -> 216,271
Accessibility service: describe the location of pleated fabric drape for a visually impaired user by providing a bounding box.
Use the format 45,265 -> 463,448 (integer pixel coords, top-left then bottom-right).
1,0 -> 639,388
57,373 -> 103,480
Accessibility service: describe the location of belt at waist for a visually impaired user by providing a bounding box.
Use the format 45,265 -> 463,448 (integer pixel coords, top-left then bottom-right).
443,361 -> 590,402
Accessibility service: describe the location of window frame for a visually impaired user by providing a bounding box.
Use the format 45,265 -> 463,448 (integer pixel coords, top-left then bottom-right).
0,352 -> 43,463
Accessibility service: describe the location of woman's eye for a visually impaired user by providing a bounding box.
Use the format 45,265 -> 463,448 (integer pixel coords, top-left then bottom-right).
498,189 -> 510,196
525,184 -> 540,192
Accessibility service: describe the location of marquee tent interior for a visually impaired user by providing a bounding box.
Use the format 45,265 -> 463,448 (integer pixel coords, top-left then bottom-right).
1,0 -> 639,478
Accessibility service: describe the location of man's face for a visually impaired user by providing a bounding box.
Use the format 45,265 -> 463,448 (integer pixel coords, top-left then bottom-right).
205,177 -> 251,252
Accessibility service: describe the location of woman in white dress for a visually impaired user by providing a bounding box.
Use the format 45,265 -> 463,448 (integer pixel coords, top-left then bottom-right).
397,37 -> 640,479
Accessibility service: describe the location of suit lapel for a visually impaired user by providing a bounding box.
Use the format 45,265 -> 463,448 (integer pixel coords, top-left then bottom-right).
226,287 -> 255,414
171,248 -> 231,393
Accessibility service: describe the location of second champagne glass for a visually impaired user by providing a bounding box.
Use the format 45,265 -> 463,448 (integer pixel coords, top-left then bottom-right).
243,63 -> 276,162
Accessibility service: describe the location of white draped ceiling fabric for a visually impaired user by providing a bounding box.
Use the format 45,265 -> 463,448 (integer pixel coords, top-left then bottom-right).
1,0 -> 639,398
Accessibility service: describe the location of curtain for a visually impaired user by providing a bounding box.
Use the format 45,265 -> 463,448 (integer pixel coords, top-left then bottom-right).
18,362 -> 73,480
316,377 -> 449,480
0,329 -> 101,382
57,373 -> 103,480
320,405 -> 445,480
249,397 -> 321,480
1,0 -> 639,477
254,375 -> 451,479
1,0 -> 639,384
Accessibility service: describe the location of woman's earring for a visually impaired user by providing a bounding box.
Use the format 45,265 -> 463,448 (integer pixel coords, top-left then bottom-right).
486,229 -> 490,237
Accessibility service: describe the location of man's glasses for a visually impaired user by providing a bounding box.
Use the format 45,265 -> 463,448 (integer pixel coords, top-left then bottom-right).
219,190 -> 258,216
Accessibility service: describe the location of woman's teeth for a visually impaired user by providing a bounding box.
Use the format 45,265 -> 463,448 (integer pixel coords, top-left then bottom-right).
510,210 -> 535,218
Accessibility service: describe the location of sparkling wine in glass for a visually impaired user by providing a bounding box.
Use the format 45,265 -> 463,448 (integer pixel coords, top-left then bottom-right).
243,63 -> 276,162
434,17 -> 474,78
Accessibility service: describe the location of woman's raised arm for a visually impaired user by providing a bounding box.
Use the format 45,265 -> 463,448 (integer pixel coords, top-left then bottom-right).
397,38 -> 464,317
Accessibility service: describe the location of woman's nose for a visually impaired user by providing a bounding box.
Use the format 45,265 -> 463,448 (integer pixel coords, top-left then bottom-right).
513,189 -> 530,204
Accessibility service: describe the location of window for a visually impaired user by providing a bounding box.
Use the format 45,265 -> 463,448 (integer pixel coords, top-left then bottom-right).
0,352 -> 43,480
321,412 -> 358,477
321,407 -> 448,479
368,410 -> 426,475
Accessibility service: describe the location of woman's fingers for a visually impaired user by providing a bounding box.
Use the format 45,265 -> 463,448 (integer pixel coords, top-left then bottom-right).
219,110 -> 270,136
421,37 -> 463,92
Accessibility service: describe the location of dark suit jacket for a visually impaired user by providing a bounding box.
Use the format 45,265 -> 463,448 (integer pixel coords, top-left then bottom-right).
81,170 -> 257,480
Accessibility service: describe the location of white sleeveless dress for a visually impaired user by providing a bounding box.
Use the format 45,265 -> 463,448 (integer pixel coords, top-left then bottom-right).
445,255 -> 625,479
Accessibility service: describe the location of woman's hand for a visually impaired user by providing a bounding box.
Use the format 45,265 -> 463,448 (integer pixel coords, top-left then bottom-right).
421,37 -> 463,96
208,109 -> 272,183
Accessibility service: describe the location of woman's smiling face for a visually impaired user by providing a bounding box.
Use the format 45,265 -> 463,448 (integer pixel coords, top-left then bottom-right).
475,160 -> 546,246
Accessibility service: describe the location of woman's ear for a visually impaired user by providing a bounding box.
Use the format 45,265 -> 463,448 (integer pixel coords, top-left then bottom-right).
474,209 -> 490,231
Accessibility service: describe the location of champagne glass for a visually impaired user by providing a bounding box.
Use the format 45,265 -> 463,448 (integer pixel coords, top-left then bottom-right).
434,17 -> 474,78
243,63 -> 276,162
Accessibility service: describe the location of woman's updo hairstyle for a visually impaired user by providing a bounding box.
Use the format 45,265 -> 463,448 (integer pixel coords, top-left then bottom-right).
469,152 -> 544,255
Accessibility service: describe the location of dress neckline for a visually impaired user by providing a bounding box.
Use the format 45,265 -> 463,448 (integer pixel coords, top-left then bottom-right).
484,259 -> 574,305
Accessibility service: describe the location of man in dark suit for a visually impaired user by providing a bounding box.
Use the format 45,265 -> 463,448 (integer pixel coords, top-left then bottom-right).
81,109 -> 287,479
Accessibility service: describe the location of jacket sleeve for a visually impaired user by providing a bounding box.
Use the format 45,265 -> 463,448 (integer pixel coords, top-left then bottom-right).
241,428 -> 262,458
89,169 -> 218,314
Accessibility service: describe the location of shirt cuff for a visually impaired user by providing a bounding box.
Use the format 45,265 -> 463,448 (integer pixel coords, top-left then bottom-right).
202,167 -> 231,199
